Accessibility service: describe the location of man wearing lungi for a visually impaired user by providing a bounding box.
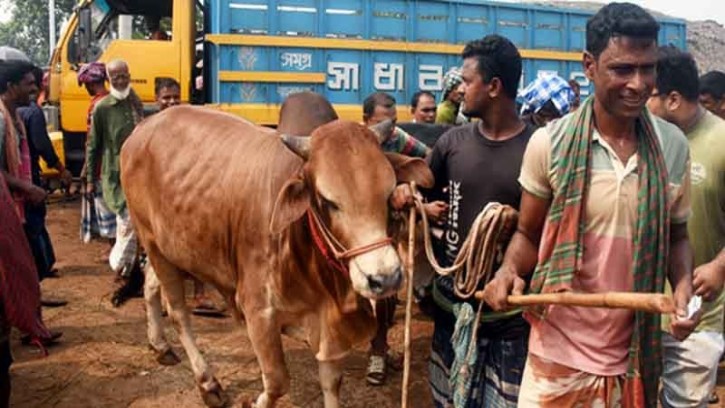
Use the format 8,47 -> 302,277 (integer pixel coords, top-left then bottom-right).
482,3 -> 699,407
85,59 -> 144,307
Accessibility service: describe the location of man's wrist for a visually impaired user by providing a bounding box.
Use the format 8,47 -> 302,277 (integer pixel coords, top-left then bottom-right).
673,278 -> 693,297
713,250 -> 725,271
497,264 -> 519,279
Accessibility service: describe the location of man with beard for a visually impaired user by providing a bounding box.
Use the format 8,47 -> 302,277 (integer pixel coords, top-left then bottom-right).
85,59 -> 144,307
393,34 -> 534,407
482,4 -> 698,406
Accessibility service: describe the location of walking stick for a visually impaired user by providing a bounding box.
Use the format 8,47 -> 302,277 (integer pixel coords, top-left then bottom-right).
473,291 -> 676,314
401,182 -> 417,408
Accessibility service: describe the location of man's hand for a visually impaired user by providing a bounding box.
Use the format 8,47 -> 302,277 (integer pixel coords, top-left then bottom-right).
85,182 -> 95,200
480,266 -> 526,311
390,184 -> 415,211
423,201 -> 448,224
669,283 -> 701,341
24,184 -> 47,205
59,169 -> 73,186
693,260 -> 725,301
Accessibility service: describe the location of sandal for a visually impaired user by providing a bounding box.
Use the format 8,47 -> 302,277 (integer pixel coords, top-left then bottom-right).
366,354 -> 386,386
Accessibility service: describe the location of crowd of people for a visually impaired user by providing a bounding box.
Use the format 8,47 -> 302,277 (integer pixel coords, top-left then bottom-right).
0,2 -> 725,407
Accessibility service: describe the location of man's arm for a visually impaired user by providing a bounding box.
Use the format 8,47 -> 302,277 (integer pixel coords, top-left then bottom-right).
85,107 -> 102,190
25,107 -> 59,169
390,134 -> 447,214
1,170 -> 46,204
481,190 -> 550,310
25,107 -> 71,184
668,222 -> 699,340
481,126 -> 552,310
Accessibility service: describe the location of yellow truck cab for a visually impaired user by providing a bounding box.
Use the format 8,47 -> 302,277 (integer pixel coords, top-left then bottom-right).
46,0 -> 196,176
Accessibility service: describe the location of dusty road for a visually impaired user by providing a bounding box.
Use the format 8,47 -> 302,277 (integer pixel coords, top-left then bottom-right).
9,199 -> 434,408
8,199 -> 725,407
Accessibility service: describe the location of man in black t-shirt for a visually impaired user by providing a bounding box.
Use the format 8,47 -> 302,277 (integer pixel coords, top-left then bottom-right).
394,35 -> 533,407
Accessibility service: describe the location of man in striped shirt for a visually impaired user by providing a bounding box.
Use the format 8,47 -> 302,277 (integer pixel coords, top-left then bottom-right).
363,92 -> 430,159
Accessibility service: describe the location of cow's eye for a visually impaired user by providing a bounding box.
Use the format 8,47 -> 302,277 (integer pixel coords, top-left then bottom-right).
320,195 -> 340,212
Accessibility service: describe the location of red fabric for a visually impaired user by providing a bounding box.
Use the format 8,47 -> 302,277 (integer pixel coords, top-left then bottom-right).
15,127 -> 31,220
306,210 -> 349,277
0,172 -> 50,339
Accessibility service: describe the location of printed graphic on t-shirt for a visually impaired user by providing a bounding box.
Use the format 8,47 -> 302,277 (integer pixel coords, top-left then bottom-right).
690,161 -> 706,185
444,180 -> 462,261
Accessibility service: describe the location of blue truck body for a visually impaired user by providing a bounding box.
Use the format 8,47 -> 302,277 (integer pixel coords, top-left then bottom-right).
203,0 -> 686,119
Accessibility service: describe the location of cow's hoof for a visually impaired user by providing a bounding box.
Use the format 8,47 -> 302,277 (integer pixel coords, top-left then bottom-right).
199,379 -> 227,408
156,347 -> 181,366
240,399 -> 254,408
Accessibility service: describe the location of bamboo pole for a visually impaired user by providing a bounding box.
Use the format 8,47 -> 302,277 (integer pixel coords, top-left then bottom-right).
401,182 -> 417,408
473,291 -> 675,314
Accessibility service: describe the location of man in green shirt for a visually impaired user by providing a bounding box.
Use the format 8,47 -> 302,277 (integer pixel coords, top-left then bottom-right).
647,46 -> 725,408
699,71 -> 725,120
86,59 -> 144,307
435,67 -> 464,125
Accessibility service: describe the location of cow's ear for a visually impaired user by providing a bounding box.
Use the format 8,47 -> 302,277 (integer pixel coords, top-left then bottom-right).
270,178 -> 311,234
385,152 -> 434,188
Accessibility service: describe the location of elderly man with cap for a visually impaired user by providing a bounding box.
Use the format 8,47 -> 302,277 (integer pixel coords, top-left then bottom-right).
85,59 -> 144,307
436,67 -> 466,125
76,62 -> 117,250
519,74 -> 576,128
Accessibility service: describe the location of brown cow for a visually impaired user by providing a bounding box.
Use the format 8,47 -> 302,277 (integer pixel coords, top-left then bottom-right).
121,103 -> 433,407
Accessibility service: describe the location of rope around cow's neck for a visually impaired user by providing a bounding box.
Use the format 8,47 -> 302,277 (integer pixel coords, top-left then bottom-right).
401,182 -> 518,408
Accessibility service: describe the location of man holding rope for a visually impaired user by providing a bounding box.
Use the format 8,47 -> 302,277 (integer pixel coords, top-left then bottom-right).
395,34 -> 535,407
482,3 -> 698,407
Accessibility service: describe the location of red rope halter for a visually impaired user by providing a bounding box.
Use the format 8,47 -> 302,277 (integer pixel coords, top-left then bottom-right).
306,208 -> 393,277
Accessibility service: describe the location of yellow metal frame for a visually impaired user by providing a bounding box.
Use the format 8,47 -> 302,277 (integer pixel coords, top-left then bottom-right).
206,34 -> 583,62
219,71 -> 326,83
206,103 -> 413,126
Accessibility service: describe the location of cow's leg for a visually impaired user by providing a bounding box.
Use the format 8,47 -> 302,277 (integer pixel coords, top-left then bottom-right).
318,359 -> 343,408
147,248 -> 226,408
144,264 -> 180,365
242,298 -> 289,407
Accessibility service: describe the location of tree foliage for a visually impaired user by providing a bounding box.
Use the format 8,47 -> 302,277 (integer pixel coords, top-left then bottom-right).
0,0 -> 77,65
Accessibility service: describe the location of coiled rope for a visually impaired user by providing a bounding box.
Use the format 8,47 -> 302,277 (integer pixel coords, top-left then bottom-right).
401,182 -> 518,408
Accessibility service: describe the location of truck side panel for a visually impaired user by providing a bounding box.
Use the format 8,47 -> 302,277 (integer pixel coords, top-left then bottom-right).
205,0 -> 687,124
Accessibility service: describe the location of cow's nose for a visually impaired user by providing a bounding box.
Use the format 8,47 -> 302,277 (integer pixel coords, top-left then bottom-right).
367,267 -> 403,294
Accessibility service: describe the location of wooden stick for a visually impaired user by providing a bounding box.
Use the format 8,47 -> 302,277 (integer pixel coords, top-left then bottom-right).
473,291 -> 675,314
401,182 -> 417,408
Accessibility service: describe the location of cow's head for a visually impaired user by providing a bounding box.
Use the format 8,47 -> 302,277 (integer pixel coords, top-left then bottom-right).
271,120 -> 433,299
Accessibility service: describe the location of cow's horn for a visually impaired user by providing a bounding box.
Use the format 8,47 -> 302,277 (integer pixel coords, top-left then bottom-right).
368,119 -> 395,145
280,134 -> 311,159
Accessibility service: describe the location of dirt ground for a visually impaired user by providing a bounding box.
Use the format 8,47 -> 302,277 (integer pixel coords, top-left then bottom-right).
9,199 -> 434,408
8,199 -> 725,407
